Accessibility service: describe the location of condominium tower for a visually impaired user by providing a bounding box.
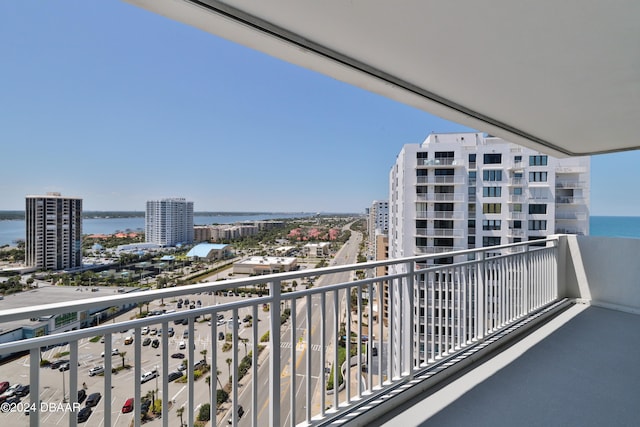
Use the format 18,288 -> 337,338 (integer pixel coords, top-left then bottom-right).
388,133 -> 589,362
25,192 -> 83,270
367,200 -> 389,259
389,132 -> 590,263
145,198 -> 194,246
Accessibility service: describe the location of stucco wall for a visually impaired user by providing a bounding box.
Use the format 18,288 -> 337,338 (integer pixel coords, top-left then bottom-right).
561,235 -> 640,313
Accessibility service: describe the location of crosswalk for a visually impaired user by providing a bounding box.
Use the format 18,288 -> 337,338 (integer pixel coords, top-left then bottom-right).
280,341 -> 323,352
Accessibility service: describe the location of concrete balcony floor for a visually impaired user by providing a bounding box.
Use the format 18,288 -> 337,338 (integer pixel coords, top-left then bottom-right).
378,304 -> 640,427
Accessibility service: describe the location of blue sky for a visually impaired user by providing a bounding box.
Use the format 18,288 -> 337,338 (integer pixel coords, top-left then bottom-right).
0,2 -> 637,216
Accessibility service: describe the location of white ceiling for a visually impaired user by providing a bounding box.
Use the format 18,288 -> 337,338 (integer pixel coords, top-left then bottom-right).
126,0 -> 640,157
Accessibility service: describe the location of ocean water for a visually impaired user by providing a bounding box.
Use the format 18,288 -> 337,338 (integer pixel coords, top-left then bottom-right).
589,216 -> 640,239
0,213 -> 315,246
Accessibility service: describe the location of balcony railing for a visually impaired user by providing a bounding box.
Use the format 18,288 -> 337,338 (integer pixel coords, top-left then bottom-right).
415,193 -> 464,202
0,239 -> 560,427
415,228 -> 464,237
416,176 -> 465,185
416,158 -> 463,167
415,211 -> 464,220
555,196 -> 586,204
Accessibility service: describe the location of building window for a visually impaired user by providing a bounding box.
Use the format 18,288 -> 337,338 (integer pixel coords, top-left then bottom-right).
416,237 -> 428,247
469,171 -> 476,183
434,220 -> 453,229
483,170 -> 503,181
483,236 -> 501,247
528,220 -> 547,230
468,219 -> 476,229
482,203 -> 502,214
529,171 -> 548,182
435,169 -> 454,176
483,187 -> 502,197
512,204 -> 522,212
513,187 -> 523,195
483,153 -> 502,164
434,203 -> 454,212
468,236 -> 476,245
469,154 -> 476,163
434,238 -> 454,247
514,155 -> 522,163
529,155 -> 548,166
468,203 -> 476,214
513,220 -> 522,229
482,219 -> 502,230
417,152 -> 428,159
529,204 -> 547,214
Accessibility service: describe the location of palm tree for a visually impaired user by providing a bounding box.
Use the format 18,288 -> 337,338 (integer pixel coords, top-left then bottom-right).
200,349 -> 207,365
205,375 -> 211,401
176,406 -> 185,427
226,358 -> 232,383
119,351 -> 127,369
216,368 -> 223,389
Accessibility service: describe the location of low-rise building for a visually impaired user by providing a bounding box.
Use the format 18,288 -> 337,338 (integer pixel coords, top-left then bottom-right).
186,243 -> 232,261
303,242 -> 331,256
233,256 -> 297,275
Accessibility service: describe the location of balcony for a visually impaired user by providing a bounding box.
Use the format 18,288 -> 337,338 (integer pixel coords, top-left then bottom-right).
416,158 -> 463,167
555,196 -> 587,205
415,193 -> 464,202
416,176 -> 465,185
1,235 -> 639,427
555,180 -> 586,189
415,211 -> 464,220
415,228 -> 464,237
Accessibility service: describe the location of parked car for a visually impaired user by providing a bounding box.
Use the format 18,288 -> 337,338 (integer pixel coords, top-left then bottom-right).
49,360 -> 69,369
142,338 -> 151,346
141,326 -> 149,335
151,339 -> 160,348
141,370 -> 159,383
150,328 -> 158,336
183,329 -> 189,338
59,362 -> 70,372
122,397 -> 134,414
193,360 -> 207,371
167,327 -> 175,337
101,349 -> 119,357
167,371 -> 182,382
124,336 -> 134,345
85,392 -> 101,407
228,405 -> 245,424
14,384 -> 30,397
178,341 -> 186,350
141,398 -> 151,413
88,366 -> 104,377
171,353 -> 185,359
218,331 -> 225,341
77,407 -> 92,423
77,389 -> 86,404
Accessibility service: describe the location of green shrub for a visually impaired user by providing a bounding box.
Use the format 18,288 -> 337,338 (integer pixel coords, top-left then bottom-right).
197,403 -> 210,421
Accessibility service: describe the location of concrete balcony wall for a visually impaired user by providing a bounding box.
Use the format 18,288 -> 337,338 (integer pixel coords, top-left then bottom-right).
559,235 -> 640,313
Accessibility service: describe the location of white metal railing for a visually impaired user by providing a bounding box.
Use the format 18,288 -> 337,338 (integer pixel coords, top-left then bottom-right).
0,239 -> 559,427
416,176 -> 465,185
415,228 -> 464,237
416,158 -> 463,167
415,211 -> 465,220
415,193 -> 464,202
555,196 -> 586,204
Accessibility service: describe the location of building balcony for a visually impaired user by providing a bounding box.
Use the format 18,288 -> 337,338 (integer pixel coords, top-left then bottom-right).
507,178 -> 524,186
1,235 -> 638,427
415,228 -> 464,237
556,166 -> 588,174
555,180 -> 587,189
416,158 -> 464,167
508,195 -> 524,203
416,176 -> 465,185
415,211 -> 465,220
555,196 -> 587,205
415,245 -> 465,254
415,193 -> 464,202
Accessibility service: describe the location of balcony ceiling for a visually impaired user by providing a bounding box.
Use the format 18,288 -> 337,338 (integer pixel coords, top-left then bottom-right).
127,0 -> 640,157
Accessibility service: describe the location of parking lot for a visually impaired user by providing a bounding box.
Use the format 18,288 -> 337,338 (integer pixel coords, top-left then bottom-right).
0,292 -> 271,426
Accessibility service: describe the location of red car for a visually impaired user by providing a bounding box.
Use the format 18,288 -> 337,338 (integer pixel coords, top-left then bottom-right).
0,382 -> 9,394
122,397 -> 134,413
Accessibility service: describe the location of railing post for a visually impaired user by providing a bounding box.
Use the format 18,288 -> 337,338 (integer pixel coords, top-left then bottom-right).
524,245 -> 530,314
29,349 -> 39,427
476,251 -> 485,339
269,279 -> 281,427
404,261 -> 415,377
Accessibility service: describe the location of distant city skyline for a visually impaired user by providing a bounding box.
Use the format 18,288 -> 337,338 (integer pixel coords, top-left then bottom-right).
1,2 -> 639,216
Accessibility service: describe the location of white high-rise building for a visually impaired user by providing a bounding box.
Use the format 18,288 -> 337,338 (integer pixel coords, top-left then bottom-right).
389,132 -> 589,263
145,198 -> 194,247
25,192 -> 83,271
388,132 -> 590,361
368,200 -> 389,258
